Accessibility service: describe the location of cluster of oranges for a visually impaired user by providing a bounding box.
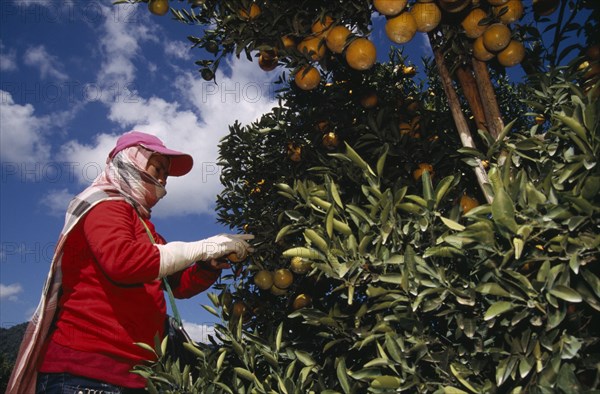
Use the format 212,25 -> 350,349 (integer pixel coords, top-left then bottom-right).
375,0 -> 442,45
289,14 -> 377,91
250,257 -> 313,309
458,0 -> 527,67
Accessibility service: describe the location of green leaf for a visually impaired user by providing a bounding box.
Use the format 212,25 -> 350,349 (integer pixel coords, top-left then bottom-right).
377,274 -> 404,285
484,301 -> 515,321
549,285 -> 582,302
443,388 -> 470,394
330,180 -> 344,208
295,350 -> 316,366
202,304 -> 219,317
336,357 -> 351,394
440,216 -> 466,231
216,350 -> 226,372
275,224 -> 293,243
376,143 -> 389,178
135,342 -> 157,356
422,169 -> 434,205
434,176 -> 455,207
491,189 -> 518,233
343,142 -> 375,176
476,283 -> 512,298
370,376 -> 402,389
234,367 -> 256,382
326,207 -> 334,238
276,322 -> 283,352
282,247 -> 324,260
450,363 -> 479,393
581,269 -> 600,299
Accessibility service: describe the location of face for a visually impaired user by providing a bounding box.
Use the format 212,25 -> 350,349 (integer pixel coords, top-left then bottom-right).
146,154 -> 170,186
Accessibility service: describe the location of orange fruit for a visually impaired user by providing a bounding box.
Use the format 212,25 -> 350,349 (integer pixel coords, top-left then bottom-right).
360,90 -> 379,108
270,285 -> 288,296
494,0 -> 524,24
322,132 -> 340,149
460,194 -> 479,213
281,35 -> 296,50
227,252 -> 245,263
345,37 -> 377,70
373,0 -> 408,16
312,15 -> 334,36
385,12 -> 417,44
413,163 -> 434,180
461,8 -> 488,39
298,36 -> 327,61
258,50 -> 278,71
586,44 -> 600,61
290,256 -> 312,274
315,120 -> 332,132
287,143 -> 302,162
534,115 -> 545,124
402,65 -> 417,76
411,1 -> 442,33
148,0 -> 169,16
273,268 -> 294,289
254,270 -> 274,290
584,62 -> 600,80
533,0 -> 559,16
473,35 -> 495,61
326,25 -> 351,54
399,122 -> 413,136
438,0 -> 471,13
294,66 -> 321,90
482,23 -> 512,52
497,39 -> 525,67
231,301 -> 247,318
238,3 -> 261,20
292,294 -> 313,310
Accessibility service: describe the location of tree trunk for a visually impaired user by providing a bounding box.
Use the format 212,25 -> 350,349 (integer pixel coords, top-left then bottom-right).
472,58 -> 505,140
455,65 -> 488,133
429,41 -> 493,204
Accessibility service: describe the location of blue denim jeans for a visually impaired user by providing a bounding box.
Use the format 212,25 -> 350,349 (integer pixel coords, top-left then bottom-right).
36,372 -> 146,394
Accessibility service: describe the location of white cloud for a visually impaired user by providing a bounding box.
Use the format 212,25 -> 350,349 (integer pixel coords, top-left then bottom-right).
19,0 -> 52,6
0,283 -> 23,301
0,90 -> 50,162
52,6 -> 277,218
164,40 -> 193,60
23,45 -> 68,81
109,56 -> 277,217
96,4 -> 158,92
0,40 -> 17,71
182,320 -> 216,343
39,188 -> 74,216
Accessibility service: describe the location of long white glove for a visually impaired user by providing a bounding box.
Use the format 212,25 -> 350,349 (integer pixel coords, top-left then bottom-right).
155,234 -> 254,278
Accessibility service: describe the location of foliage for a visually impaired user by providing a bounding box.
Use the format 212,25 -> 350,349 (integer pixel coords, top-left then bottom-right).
137,57 -> 599,393
112,0 -> 600,393
0,322 -> 27,393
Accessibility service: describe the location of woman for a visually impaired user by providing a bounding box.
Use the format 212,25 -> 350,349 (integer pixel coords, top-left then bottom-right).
7,131 -> 253,393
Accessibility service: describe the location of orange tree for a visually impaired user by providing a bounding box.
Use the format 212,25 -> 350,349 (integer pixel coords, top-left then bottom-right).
120,0 -> 600,392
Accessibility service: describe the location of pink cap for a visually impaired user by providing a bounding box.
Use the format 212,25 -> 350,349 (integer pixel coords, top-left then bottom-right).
109,131 -> 193,177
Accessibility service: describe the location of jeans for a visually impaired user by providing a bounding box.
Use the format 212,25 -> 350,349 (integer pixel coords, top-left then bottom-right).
36,372 -> 146,394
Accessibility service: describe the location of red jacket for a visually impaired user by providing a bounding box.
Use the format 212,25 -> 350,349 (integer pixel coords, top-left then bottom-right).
39,200 -> 220,387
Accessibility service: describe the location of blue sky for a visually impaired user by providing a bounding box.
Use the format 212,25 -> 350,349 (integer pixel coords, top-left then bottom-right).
0,0 -> 546,341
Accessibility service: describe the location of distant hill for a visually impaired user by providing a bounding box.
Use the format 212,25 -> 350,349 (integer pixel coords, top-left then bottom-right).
1,322 -> 27,393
